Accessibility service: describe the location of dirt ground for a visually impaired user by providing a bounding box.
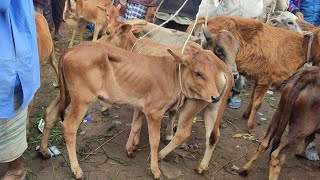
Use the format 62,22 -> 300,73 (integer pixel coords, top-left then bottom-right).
0,22 -> 319,180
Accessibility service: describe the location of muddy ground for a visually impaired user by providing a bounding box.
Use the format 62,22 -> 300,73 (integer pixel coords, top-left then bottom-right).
0,22 -> 319,180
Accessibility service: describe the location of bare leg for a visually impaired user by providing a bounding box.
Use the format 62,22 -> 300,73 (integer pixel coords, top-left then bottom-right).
63,101 -> 88,179
145,111 -> 163,179
247,82 -> 271,133
126,109 -> 144,157
39,96 -> 61,158
2,157 -> 25,180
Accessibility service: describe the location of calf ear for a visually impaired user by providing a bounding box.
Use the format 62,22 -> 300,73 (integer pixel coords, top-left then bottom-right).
131,23 -> 147,34
267,18 -> 280,26
296,19 -> 315,31
167,49 -> 188,65
203,26 -> 213,44
117,24 -> 132,34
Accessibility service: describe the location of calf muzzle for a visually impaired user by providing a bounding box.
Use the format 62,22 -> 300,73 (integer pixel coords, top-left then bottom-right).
211,96 -> 220,103
232,71 -> 239,80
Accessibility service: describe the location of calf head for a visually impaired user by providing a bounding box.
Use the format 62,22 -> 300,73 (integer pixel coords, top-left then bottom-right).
97,4 -> 120,25
98,21 -> 145,49
168,43 -> 224,103
202,27 -> 239,80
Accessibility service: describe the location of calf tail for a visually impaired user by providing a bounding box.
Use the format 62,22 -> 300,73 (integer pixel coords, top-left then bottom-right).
58,54 -> 70,121
270,73 -> 314,154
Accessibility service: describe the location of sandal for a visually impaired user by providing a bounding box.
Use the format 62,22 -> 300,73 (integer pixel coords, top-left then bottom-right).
228,98 -> 241,109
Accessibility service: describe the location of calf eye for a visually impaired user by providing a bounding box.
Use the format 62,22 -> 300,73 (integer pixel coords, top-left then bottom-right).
194,71 -> 202,78
215,47 -> 223,55
288,21 -> 294,25
106,30 -> 110,35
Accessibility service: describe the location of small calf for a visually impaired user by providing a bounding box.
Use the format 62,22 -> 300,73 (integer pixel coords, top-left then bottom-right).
240,66 -> 320,180
39,41 -> 232,179
68,0 -> 120,47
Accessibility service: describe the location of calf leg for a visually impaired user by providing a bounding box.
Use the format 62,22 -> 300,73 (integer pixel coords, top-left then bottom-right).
126,109 -> 144,157
63,101 -> 88,179
269,136 -> 304,180
49,46 -> 59,87
159,99 -> 206,160
40,96 -> 61,158
26,99 -> 34,138
92,24 -> 102,42
295,133 -> 316,158
196,102 -> 221,174
247,82 -> 271,133
165,110 -> 177,141
78,20 -> 88,44
145,111 -> 163,179
240,106 -> 283,176
243,81 -> 257,118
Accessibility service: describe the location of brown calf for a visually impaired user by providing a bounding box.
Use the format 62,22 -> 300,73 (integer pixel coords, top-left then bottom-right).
39,41 -> 232,179
27,12 -> 59,136
190,16 -> 320,133
99,21 -> 236,174
68,0 -> 120,47
239,66 -> 320,180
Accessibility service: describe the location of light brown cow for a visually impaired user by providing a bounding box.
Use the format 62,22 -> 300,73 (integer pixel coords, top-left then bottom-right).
239,66 -> 320,180
27,12 -> 59,136
98,21 -> 236,174
68,0 -> 120,47
39,41 -> 232,179
190,16 -> 320,133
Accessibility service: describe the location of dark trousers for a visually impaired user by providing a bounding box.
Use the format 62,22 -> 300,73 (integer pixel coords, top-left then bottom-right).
43,0 -> 66,29
153,17 -> 189,32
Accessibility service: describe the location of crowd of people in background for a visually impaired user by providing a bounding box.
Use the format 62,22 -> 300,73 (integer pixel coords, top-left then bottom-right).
0,0 -> 319,179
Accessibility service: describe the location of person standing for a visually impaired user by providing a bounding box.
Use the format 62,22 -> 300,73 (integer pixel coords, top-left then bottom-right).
153,0 -> 202,32
33,0 -> 50,13
288,0 -> 320,26
0,0 -> 40,179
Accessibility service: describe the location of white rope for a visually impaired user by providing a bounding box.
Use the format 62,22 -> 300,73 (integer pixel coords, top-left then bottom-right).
131,0 -> 190,52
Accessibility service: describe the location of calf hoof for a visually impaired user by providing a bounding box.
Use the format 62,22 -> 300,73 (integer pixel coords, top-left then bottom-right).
38,149 -> 52,159
165,135 -> 173,142
152,170 -> 162,180
248,127 -> 255,134
126,151 -> 135,158
52,83 -> 59,88
194,166 -> 206,175
73,169 -> 84,180
238,169 -> 249,177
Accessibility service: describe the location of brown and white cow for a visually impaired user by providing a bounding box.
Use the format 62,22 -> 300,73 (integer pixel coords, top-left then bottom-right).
68,0 -> 120,47
189,16 -> 320,133
239,66 -> 320,180
39,41 -> 233,179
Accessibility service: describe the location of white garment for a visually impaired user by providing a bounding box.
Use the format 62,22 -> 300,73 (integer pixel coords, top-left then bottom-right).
198,0 -> 263,18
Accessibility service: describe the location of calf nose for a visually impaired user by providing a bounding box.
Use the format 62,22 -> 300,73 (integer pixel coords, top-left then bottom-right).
211,96 -> 220,103
233,71 -> 239,80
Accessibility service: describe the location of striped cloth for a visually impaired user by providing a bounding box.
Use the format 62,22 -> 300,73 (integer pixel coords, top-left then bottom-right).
123,2 -> 148,20
0,82 -> 28,163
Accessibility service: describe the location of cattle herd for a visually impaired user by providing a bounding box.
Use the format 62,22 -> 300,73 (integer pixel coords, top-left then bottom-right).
32,1 -> 320,180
